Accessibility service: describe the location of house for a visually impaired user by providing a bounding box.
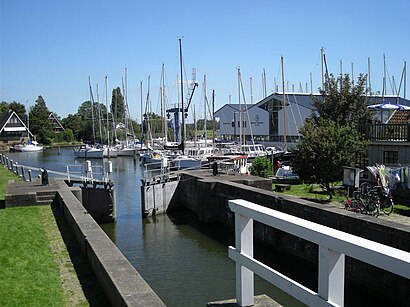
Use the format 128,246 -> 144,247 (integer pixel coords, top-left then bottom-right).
0,110 -> 32,146
48,113 -> 65,132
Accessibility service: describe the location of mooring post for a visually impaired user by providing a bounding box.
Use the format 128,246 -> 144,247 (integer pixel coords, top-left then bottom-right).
21,166 -> 25,180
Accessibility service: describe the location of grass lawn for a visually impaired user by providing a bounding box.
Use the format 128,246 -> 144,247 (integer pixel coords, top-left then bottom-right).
0,166 -> 88,306
274,182 -> 410,216
0,166 -> 21,200
0,206 -> 66,306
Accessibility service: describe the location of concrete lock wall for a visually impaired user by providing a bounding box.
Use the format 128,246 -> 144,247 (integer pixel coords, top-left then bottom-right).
54,179 -> 166,307
168,172 -> 410,306
141,180 -> 179,217
81,187 -> 115,223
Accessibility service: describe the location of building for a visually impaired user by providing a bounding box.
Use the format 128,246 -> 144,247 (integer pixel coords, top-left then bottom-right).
0,110 -> 32,146
48,113 -> 65,132
214,93 -> 410,165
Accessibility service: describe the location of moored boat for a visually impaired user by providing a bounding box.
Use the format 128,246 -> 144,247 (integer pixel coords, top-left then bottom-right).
74,144 -> 104,159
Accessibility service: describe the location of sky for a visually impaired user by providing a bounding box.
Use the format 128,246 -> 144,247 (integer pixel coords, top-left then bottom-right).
1,0 -> 409,121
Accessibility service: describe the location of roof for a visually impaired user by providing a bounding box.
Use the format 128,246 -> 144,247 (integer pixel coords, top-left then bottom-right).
48,113 -> 65,131
215,93 -> 410,115
0,109 -> 32,136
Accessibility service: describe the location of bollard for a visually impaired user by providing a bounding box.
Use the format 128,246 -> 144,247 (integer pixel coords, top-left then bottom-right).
41,168 -> 49,185
212,161 -> 218,176
28,170 -> 32,182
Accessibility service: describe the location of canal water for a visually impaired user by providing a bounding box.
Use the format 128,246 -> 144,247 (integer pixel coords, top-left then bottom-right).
5,147 -> 304,307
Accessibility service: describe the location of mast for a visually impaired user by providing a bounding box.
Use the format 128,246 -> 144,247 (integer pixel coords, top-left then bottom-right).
161,64 -> 168,143
140,81 -> 143,143
237,67 -> 241,145
321,47 -> 325,90
96,84 -> 103,144
179,38 -> 185,145
250,77 -> 253,104
368,57 -> 371,95
212,89 -> 215,152
203,75 -> 207,139
281,56 -> 287,149
105,76 -> 111,158
88,76 -> 96,144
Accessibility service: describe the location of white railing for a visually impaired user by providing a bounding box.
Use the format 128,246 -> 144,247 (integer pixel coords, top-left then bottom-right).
228,199 -> 410,307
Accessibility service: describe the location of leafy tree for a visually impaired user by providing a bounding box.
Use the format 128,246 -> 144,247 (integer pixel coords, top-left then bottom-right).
249,156 -> 273,178
111,87 -> 125,125
312,74 -> 373,127
61,114 -> 83,140
0,101 -> 26,120
292,118 -> 367,199
292,74 -> 371,199
29,95 -> 53,142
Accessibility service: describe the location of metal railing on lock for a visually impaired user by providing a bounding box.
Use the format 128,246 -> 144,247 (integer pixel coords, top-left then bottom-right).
228,199 -> 410,307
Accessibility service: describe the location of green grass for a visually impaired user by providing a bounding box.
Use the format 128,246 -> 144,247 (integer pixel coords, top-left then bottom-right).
0,206 -> 66,307
274,182 -> 346,204
0,166 -> 21,200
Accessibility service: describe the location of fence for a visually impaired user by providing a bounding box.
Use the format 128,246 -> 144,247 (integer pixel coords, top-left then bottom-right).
228,199 -> 410,306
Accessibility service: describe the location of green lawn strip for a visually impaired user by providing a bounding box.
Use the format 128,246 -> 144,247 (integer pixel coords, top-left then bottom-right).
0,166 -> 21,200
0,206 -> 66,306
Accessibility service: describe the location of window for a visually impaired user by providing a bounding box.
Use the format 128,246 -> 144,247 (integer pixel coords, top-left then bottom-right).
383,151 -> 398,164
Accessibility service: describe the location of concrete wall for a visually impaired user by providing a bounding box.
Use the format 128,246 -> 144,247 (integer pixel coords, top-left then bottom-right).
54,179 -> 165,307
141,179 -> 179,217
169,172 -> 410,306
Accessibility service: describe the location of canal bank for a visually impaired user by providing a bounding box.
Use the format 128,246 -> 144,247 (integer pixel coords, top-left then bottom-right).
165,169 -> 410,306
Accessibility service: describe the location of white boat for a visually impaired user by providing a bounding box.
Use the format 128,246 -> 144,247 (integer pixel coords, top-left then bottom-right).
240,144 -> 267,160
171,155 -> 201,170
74,145 -> 104,159
116,145 -> 136,156
103,146 -> 118,158
14,141 -> 43,152
140,151 -> 168,169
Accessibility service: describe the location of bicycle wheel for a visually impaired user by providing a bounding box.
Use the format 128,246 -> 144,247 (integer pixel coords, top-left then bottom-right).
366,201 -> 379,217
352,198 -> 366,214
381,198 -> 394,215
359,182 -> 372,205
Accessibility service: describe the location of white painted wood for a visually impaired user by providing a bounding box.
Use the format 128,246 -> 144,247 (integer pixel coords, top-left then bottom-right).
228,199 -> 410,307
235,213 -> 254,306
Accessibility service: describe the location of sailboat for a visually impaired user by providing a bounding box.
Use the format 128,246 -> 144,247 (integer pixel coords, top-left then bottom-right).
74,77 -> 104,159
14,103 -> 43,152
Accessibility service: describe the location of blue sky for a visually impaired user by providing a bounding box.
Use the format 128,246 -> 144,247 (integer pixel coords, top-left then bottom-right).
1,0 -> 409,121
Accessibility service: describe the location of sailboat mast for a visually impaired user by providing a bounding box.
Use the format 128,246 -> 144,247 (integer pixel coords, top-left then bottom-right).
237,67 -> 241,145
212,89 -> 215,152
179,39 -> 185,145
281,56 -> 287,149
96,84 -> 103,144
88,76 -> 96,144
161,63 -> 168,143
203,75 -> 207,139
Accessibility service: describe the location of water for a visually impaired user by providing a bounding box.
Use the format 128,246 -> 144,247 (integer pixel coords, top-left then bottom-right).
5,147 -> 304,307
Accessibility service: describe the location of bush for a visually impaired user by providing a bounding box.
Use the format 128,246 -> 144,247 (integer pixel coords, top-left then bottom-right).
249,156 -> 273,178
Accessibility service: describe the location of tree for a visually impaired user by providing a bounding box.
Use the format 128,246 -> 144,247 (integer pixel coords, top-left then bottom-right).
111,87 -> 125,125
291,74 -> 372,199
29,96 -> 53,142
312,74 -> 373,127
0,101 -> 26,120
292,118 -> 367,199
249,156 -> 273,178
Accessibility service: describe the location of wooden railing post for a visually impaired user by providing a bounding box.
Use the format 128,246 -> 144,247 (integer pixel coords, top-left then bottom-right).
318,246 -> 345,306
235,212 -> 254,306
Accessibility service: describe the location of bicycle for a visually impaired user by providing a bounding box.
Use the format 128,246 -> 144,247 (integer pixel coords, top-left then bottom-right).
367,186 -> 394,216
344,190 -> 366,214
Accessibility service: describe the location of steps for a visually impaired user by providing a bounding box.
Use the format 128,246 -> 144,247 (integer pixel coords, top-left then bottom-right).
36,190 -> 57,205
